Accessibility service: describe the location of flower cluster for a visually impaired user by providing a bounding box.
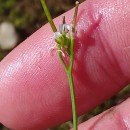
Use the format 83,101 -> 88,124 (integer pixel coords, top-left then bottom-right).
54,18 -> 73,55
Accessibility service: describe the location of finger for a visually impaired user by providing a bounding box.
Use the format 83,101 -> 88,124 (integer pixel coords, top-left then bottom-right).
0,0 -> 130,130
76,97 -> 130,130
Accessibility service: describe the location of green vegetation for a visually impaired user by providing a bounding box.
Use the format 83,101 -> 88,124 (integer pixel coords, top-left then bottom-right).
0,0 -> 130,130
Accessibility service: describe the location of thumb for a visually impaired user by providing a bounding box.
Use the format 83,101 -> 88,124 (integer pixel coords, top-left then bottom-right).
76,97 -> 130,130
0,0 -> 130,130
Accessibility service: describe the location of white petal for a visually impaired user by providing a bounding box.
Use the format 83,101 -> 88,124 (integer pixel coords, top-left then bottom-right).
54,32 -> 62,39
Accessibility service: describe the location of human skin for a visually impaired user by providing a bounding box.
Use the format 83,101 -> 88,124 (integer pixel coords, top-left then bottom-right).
0,0 -> 130,129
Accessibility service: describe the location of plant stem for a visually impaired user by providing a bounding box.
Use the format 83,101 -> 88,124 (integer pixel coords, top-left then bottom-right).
60,39 -> 77,130
40,0 -> 57,32
59,39 -> 77,130
67,71 -> 77,130
40,0 -> 78,129
67,39 -> 77,130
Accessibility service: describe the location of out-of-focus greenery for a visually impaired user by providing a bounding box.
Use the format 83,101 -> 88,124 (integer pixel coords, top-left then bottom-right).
0,0 -> 85,39
0,0 -> 130,130
0,0 -> 16,13
0,0 -> 43,39
0,0 -> 84,59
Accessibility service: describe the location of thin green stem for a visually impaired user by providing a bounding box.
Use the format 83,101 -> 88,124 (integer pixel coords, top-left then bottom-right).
40,1 -> 79,130
58,39 -> 77,130
67,71 -> 77,130
59,39 -> 77,130
67,2 -> 79,129
67,38 -> 77,130
40,0 -> 57,32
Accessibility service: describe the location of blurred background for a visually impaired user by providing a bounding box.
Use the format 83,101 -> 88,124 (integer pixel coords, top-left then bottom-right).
0,0 -> 130,130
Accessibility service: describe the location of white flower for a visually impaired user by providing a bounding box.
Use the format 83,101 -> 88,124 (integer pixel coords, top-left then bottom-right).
54,32 -> 62,39
54,23 -> 73,40
59,24 -> 70,33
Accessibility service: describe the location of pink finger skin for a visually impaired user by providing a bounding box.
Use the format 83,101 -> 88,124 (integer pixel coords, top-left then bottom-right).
77,97 -> 130,130
0,0 -> 130,130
